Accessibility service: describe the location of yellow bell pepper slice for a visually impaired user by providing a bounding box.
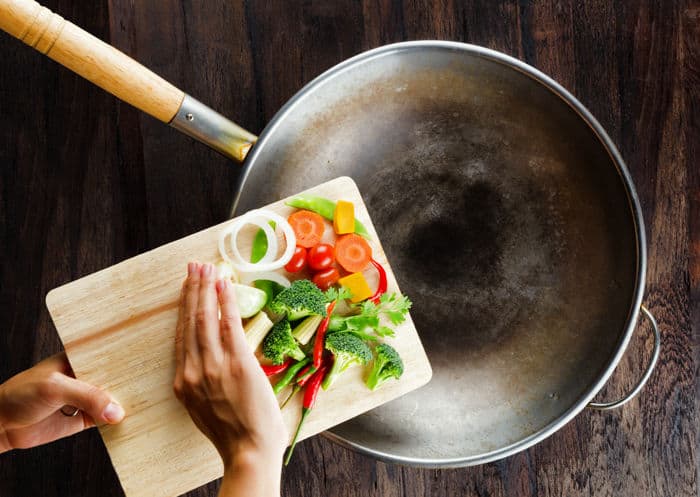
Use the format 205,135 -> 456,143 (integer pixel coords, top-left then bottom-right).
338,272 -> 373,303
333,200 -> 355,234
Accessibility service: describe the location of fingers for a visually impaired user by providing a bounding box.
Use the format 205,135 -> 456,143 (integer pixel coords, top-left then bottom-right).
183,262 -> 202,369
5,410 -> 91,449
39,353 -> 124,424
196,263 -> 224,366
53,375 -> 124,425
173,268 -> 190,398
216,279 -> 249,358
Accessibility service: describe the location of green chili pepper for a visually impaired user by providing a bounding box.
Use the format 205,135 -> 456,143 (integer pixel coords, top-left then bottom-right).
280,361 -> 318,408
295,364 -> 318,386
284,365 -> 328,465
285,196 -> 371,239
273,357 -> 311,395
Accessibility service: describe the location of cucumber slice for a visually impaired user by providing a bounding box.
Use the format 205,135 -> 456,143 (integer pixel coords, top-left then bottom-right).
233,284 -> 268,318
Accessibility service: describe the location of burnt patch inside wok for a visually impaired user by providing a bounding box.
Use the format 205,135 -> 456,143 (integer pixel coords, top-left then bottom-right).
406,181 -> 507,287
364,156 -> 565,359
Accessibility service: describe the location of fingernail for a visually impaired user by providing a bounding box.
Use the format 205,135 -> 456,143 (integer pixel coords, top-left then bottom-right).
103,402 -> 125,423
187,262 -> 195,275
215,279 -> 225,293
202,263 -> 213,277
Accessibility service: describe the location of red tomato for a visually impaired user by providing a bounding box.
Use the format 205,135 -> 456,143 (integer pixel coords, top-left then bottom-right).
284,246 -> 307,273
308,243 -> 335,271
312,267 -> 340,290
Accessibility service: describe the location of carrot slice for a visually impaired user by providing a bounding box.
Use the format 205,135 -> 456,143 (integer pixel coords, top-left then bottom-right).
335,234 -> 372,273
288,210 -> 325,248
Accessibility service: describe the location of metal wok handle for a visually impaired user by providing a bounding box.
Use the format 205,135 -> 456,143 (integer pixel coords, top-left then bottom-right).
0,0 -> 256,161
588,305 -> 661,410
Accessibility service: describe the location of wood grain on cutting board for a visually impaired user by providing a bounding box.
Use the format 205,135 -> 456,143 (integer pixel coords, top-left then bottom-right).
45,176 -> 432,497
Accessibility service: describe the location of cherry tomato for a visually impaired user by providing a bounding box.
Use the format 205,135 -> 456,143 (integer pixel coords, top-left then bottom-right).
308,243 -> 335,271
312,267 -> 340,290
284,246 -> 307,273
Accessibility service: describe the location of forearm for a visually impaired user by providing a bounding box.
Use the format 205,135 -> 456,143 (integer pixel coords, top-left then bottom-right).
0,423 -> 10,454
0,386 -> 11,454
219,449 -> 283,497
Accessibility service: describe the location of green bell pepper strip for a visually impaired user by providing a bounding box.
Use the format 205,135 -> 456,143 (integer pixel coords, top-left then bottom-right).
285,195 -> 371,239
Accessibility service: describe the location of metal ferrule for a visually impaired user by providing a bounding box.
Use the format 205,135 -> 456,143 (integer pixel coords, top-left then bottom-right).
170,94 -> 257,162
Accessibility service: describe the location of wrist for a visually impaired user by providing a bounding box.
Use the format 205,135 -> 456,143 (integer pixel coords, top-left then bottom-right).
224,443 -> 284,473
220,436 -> 285,469
221,445 -> 283,497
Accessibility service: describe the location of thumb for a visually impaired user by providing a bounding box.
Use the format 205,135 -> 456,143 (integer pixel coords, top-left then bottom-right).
55,375 -> 125,425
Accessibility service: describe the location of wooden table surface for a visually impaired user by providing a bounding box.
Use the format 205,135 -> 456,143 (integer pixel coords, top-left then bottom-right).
0,1 -> 696,496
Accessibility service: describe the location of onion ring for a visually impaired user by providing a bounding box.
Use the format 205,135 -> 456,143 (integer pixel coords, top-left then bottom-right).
218,209 -> 296,273
230,215 -> 277,266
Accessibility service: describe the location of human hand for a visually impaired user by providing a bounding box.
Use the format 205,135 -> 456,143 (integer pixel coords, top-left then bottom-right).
0,353 -> 125,453
173,263 -> 287,493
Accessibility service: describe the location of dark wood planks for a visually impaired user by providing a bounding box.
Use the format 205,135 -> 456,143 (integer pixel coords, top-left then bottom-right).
0,1 -> 696,496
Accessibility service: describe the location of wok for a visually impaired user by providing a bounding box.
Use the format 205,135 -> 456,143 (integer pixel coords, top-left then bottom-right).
0,0 -> 660,467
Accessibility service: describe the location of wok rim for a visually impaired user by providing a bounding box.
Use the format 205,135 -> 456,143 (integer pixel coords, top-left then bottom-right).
232,40 -> 647,467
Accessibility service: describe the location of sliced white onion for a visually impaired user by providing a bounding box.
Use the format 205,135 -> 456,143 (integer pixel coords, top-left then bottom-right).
218,228 -> 234,264
231,215 -> 277,265
239,271 -> 291,288
218,209 -> 296,273
219,211 -> 275,266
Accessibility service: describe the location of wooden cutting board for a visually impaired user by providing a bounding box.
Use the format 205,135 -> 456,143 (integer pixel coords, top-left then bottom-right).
46,176 -> 432,497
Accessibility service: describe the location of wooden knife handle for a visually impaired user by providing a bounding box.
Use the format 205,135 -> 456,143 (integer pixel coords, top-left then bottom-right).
0,0 -> 184,123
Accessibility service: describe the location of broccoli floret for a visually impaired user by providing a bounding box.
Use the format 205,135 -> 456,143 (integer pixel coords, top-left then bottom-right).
262,319 -> 306,365
268,280 -> 327,321
366,343 -> 404,390
322,332 -> 372,390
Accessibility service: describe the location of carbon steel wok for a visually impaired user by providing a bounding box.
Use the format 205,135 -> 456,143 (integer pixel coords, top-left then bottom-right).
1,0 -> 660,467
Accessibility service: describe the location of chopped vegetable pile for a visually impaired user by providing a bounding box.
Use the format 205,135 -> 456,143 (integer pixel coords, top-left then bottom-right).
214,194 -> 412,464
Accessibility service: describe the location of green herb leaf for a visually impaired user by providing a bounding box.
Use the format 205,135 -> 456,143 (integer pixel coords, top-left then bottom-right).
348,330 -> 380,342
376,326 -> 396,338
326,292 -> 410,341
325,286 -> 352,303
378,293 -> 412,325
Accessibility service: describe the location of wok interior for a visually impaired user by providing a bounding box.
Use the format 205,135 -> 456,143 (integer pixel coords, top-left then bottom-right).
236,47 -> 639,461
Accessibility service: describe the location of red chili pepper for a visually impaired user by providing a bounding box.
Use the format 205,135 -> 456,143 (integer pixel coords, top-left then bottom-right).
284,365 -> 328,465
369,259 -> 388,304
302,366 -> 326,409
312,301 -> 336,368
260,359 -> 292,377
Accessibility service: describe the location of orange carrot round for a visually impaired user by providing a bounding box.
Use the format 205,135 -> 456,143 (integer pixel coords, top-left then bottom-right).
335,234 -> 372,273
288,210 -> 325,248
